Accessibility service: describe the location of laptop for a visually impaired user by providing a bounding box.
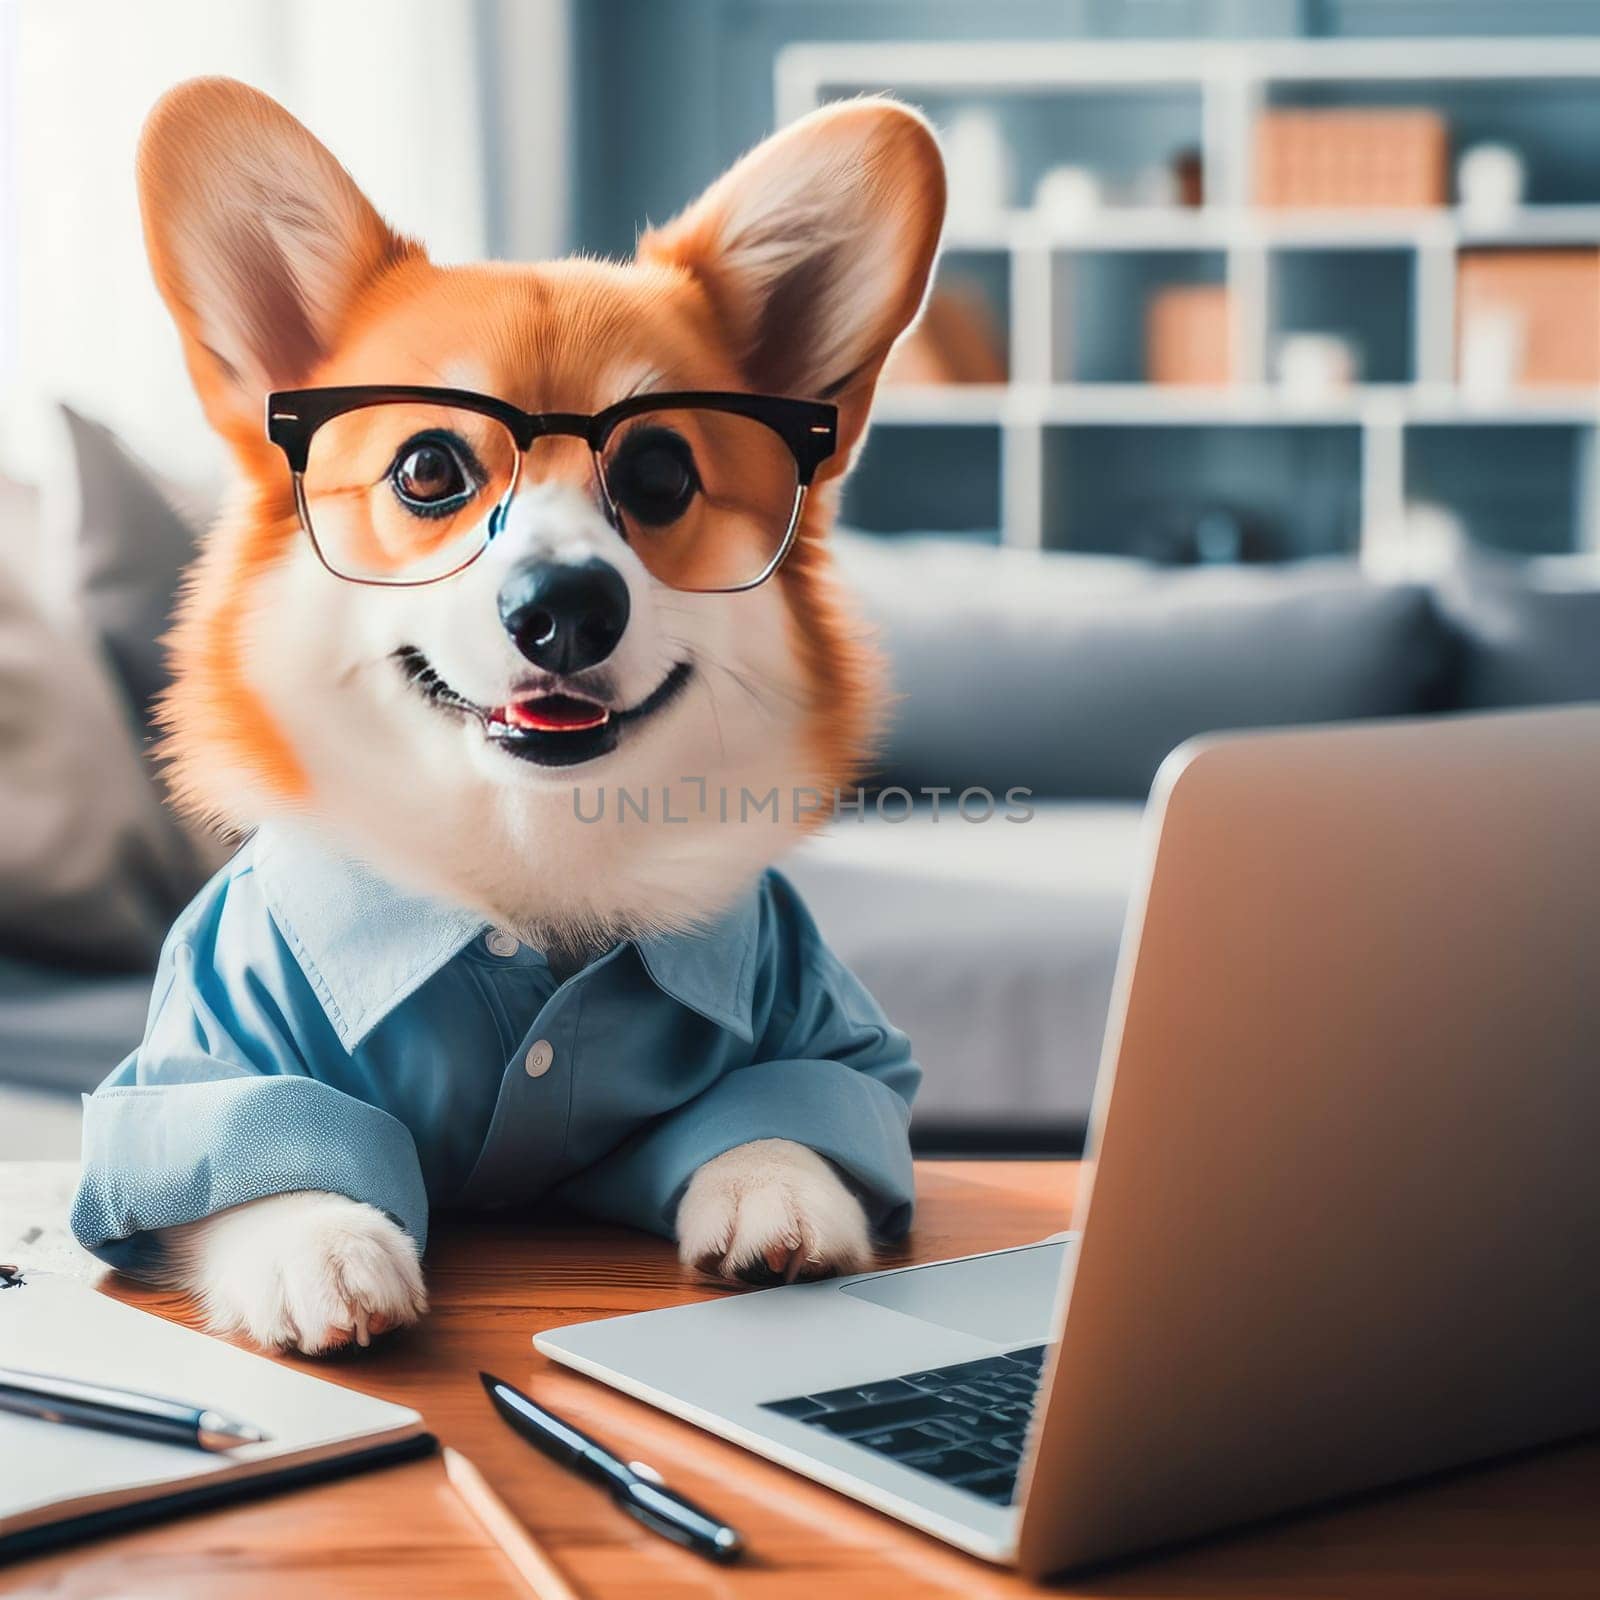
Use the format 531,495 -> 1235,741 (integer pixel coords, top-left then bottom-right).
536,706 -> 1600,1576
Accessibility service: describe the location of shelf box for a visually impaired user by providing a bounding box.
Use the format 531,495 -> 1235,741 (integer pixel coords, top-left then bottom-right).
1457,249 -> 1600,389
1042,424 -> 1362,563
1264,78 -> 1600,208
1148,284 -> 1232,387
843,424 -> 1001,539
1255,108 -> 1448,209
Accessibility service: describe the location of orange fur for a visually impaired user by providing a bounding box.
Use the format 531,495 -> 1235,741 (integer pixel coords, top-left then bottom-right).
158,501 -> 308,824
776,494 -> 889,809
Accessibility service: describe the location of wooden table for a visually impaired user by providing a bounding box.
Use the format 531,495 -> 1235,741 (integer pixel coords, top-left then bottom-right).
5,1160 -> 1600,1599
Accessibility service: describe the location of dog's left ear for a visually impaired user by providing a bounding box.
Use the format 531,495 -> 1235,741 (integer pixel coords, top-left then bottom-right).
137,77 -> 418,452
640,99 -> 945,471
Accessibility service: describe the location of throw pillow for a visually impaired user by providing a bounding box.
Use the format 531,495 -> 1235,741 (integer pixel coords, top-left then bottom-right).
0,557 -> 205,971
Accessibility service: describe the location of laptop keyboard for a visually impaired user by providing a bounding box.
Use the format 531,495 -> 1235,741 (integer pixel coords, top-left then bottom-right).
760,1345 -> 1046,1505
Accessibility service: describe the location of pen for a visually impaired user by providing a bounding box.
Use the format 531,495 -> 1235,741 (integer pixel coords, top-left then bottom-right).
0,1366 -> 269,1452
479,1371 -> 743,1564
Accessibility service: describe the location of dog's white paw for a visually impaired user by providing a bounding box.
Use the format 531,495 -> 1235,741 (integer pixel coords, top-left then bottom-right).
676,1138 -> 872,1286
157,1191 -> 427,1355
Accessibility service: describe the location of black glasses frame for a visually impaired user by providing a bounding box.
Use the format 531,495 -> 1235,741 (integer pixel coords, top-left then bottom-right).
264,385 -> 840,591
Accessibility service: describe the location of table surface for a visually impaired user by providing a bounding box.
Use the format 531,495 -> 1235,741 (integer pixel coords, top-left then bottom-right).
5,1159 -> 1600,1599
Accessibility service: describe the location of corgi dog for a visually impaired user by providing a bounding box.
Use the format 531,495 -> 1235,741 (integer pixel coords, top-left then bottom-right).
117,78 -> 945,1353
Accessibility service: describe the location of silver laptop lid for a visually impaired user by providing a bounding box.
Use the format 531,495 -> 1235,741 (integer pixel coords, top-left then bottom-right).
1020,706 -> 1600,1575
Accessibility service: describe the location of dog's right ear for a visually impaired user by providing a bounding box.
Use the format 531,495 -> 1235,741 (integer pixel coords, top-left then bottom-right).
639,99 -> 944,474
138,78 -> 417,450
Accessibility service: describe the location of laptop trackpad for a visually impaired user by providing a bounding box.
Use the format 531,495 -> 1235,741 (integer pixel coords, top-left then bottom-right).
839,1240 -> 1072,1344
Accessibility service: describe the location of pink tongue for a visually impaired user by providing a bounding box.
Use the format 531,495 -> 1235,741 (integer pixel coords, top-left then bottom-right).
505,695 -> 611,733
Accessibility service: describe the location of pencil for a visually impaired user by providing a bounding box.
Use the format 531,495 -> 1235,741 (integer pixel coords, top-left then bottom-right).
443,1444 -> 583,1600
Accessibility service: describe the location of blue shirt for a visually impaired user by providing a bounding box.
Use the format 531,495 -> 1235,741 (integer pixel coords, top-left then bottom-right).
71,825 -> 919,1275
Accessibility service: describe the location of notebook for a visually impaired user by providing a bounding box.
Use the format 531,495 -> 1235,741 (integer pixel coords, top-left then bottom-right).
0,1271 -> 433,1562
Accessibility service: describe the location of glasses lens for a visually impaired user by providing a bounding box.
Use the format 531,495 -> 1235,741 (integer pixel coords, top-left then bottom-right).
300,403 -> 518,583
600,407 -> 801,591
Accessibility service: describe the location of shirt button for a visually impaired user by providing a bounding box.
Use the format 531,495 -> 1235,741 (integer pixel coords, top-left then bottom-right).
525,1039 -> 554,1078
485,930 -> 519,958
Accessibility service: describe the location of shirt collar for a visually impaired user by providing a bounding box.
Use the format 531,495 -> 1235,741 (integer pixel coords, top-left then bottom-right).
634,905 -> 760,1045
250,824 -> 759,1052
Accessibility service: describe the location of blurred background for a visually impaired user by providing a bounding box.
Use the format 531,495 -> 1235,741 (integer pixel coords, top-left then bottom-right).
4,0 -> 1600,1161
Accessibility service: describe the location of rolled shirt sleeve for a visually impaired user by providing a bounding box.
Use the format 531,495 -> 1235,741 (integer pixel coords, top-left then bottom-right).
70,871 -> 430,1277
559,875 -> 921,1241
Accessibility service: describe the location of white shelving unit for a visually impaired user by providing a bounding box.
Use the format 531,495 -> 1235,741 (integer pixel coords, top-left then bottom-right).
777,38 -> 1600,560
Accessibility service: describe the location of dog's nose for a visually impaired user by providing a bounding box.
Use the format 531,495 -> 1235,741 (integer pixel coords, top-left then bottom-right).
497,558 -> 631,674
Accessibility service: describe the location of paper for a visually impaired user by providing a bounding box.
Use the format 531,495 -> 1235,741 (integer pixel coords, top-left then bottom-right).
0,1273 -> 422,1541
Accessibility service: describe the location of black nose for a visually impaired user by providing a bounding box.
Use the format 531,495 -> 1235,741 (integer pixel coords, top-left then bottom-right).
497,558 -> 631,674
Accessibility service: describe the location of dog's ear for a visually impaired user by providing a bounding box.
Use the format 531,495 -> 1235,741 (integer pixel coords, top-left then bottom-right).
640,99 -> 945,471
138,77 -> 418,449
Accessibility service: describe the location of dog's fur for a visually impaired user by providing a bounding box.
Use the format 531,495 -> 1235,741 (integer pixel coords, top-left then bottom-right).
135,79 -> 944,1352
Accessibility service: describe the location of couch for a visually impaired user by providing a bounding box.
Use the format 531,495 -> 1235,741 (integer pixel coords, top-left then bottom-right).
4,406 -> 1599,1154
786,533 -> 1600,1146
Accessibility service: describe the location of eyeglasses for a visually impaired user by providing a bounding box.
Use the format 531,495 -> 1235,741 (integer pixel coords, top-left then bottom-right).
265,385 -> 839,592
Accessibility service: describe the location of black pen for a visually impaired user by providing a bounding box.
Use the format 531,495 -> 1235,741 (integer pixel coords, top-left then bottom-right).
0,1366 -> 269,1452
479,1371 -> 743,1563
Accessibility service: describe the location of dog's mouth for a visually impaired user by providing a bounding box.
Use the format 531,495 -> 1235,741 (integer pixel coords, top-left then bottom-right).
492,694 -> 613,735
394,647 -> 693,768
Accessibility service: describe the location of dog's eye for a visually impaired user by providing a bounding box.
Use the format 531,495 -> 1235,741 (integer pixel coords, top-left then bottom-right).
391,435 -> 471,512
606,428 -> 699,528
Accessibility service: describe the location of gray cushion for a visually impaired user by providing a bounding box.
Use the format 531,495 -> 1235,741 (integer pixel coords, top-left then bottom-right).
1433,554 -> 1600,711
42,404 -> 208,730
783,802 -> 1145,1130
0,558 -> 207,972
836,537 -> 1448,799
